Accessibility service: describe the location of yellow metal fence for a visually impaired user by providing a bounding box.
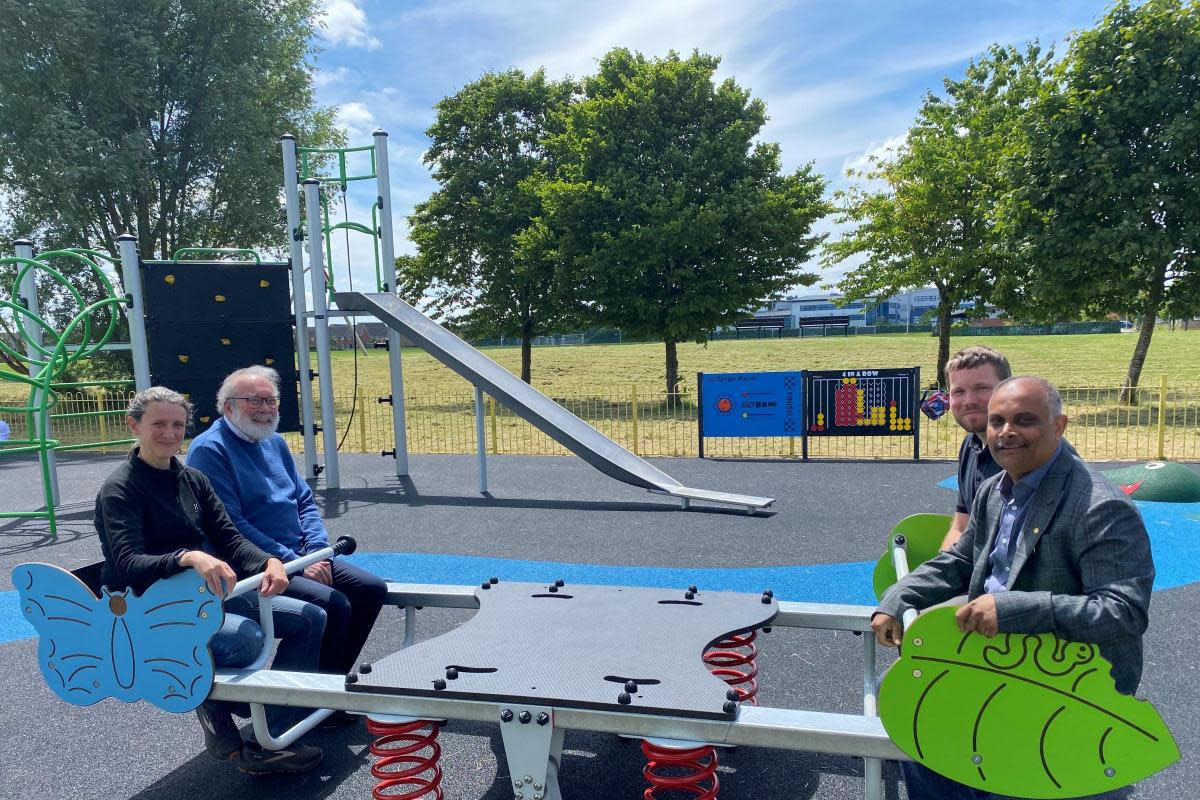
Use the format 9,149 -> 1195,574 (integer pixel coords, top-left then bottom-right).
3,379 -> 1198,462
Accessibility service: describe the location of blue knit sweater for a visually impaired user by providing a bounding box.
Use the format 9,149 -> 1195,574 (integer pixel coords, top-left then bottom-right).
185,417 -> 329,561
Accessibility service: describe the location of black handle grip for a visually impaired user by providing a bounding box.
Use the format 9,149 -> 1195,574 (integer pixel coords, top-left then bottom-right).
333,536 -> 357,556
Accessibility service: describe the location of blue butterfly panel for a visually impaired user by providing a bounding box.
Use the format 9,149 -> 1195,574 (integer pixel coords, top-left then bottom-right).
14,563 -> 223,712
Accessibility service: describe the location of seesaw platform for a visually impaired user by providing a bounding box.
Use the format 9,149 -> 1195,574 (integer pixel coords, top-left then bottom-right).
347,580 -> 777,720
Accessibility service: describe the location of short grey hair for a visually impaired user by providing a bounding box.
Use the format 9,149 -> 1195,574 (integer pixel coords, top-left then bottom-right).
127,386 -> 194,422
996,375 -> 1063,418
215,365 -> 281,415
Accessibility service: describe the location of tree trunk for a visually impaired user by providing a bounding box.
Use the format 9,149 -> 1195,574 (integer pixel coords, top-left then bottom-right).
1119,261 -> 1167,405
520,319 -> 533,384
935,294 -> 953,388
664,338 -> 680,403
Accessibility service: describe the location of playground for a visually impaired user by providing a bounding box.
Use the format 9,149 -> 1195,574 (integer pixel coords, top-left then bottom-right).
2,130 -> 1197,800
1,452 -> 1198,799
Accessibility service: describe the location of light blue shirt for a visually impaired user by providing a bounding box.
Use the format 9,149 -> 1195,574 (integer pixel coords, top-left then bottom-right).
0,418 -> 9,441
983,442 -> 1063,594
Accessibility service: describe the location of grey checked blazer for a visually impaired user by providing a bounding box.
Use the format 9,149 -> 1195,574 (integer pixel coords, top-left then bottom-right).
877,446 -> 1154,694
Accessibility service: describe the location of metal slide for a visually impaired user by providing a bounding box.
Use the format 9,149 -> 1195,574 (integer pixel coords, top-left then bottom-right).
334,293 -> 773,512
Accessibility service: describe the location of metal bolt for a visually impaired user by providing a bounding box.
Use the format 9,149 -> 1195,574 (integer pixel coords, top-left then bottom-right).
625,680 -> 638,693
490,576 -> 499,584
536,712 -> 550,726
549,585 -> 558,593
360,662 -> 373,673
482,581 -> 491,589
534,784 -> 542,791
555,578 -> 565,587
501,709 -> 514,722
761,593 -> 771,604
912,637 -> 923,647
685,591 -> 695,600
618,692 -> 632,705
726,689 -> 739,701
762,588 -> 774,598
534,794 -> 542,800
1105,768 -> 1116,778
518,711 -> 532,723
688,584 -> 698,593
971,754 -> 983,765
514,781 -> 522,790
433,678 -> 447,690
762,626 -> 772,633
345,672 -> 358,684
912,669 -> 923,678
446,667 -> 459,680
723,700 -> 738,714
524,775 -> 533,784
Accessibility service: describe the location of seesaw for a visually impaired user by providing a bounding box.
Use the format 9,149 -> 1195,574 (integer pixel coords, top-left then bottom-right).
15,521 -> 1179,799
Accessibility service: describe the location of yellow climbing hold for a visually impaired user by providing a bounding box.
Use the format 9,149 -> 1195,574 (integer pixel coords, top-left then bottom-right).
220,338 -> 231,346
260,280 -> 270,288
164,274 -> 176,285
177,355 -> 189,363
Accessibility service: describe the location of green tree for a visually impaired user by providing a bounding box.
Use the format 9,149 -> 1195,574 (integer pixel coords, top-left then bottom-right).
824,45 -> 1051,386
538,49 -> 827,396
0,0 -> 339,259
999,0 -> 1200,400
399,69 -> 577,384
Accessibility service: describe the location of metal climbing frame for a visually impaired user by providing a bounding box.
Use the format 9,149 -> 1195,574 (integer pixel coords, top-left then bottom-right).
280,132 -> 408,487
0,242 -> 144,535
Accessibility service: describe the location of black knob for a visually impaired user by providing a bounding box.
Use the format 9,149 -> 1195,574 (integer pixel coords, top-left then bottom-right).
481,581 -> 491,589
554,578 -> 565,587
518,711 -> 532,724
723,700 -> 738,714
762,588 -> 774,598
684,591 -> 695,600
334,536 -> 357,555
761,593 -> 771,604
446,667 -> 459,680
549,584 -> 558,593
536,712 -> 550,726
345,672 -> 358,684
618,692 -> 632,705
359,662 -> 373,674
433,679 -> 447,690
688,585 -> 698,593
501,709 -> 514,722
489,576 -> 499,584
893,534 -> 907,547
726,689 -> 739,701
624,680 -> 637,693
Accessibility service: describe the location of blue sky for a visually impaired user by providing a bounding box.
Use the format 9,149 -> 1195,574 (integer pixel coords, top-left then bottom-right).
307,0 -> 1115,289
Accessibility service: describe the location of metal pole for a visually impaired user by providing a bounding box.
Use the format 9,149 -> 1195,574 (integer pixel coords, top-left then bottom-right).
862,634 -> 883,800
280,135 -> 317,479
303,179 -> 339,488
14,239 -> 59,504
373,129 -> 410,476
1157,374 -> 1167,460
115,234 -> 151,391
475,386 -> 488,494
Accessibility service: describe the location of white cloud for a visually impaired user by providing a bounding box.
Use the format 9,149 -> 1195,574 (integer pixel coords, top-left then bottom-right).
320,0 -> 381,50
842,133 -> 907,177
313,65 -> 355,88
335,101 -> 378,141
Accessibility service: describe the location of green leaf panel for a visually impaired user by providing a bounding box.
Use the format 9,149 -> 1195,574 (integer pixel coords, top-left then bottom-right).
879,607 -> 1179,798
872,513 -> 952,600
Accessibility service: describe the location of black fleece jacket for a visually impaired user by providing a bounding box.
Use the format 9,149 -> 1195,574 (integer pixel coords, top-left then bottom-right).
95,448 -> 273,595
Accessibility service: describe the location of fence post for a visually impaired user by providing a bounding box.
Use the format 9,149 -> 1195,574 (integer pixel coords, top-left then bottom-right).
1156,374 -> 1167,460
489,396 -> 498,454
95,393 -> 108,453
631,384 -> 639,456
357,387 -> 367,453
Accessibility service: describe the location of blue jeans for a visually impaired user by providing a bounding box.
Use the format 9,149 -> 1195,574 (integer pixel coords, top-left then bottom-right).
902,761 -> 1133,800
212,593 -> 327,733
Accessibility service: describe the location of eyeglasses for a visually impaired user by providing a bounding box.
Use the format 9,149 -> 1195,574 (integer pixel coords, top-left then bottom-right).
233,396 -> 279,408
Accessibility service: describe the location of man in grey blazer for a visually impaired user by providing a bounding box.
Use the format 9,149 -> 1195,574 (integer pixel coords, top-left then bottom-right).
872,376 -> 1154,799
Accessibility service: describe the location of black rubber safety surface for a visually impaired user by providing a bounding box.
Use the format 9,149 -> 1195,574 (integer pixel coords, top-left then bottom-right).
350,581 -> 777,719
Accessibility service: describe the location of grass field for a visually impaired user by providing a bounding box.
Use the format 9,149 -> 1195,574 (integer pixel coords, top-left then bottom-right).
329,327 -> 1200,393
4,327 -> 1199,462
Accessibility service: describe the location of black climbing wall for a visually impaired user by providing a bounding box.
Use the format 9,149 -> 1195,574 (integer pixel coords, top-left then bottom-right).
141,261 -> 301,434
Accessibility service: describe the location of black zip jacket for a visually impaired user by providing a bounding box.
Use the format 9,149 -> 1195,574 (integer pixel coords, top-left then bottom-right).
95,448 -> 273,595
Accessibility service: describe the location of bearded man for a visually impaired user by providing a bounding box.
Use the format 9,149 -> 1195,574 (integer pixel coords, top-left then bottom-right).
186,366 -> 386,696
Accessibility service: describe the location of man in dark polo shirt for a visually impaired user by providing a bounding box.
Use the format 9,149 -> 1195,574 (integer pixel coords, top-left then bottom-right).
940,346 -> 1010,550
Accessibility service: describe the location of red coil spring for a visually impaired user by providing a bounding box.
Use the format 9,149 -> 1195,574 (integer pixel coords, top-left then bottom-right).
366,718 -> 444,800
640,739 -> 719,800
703,629 -> 759,704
